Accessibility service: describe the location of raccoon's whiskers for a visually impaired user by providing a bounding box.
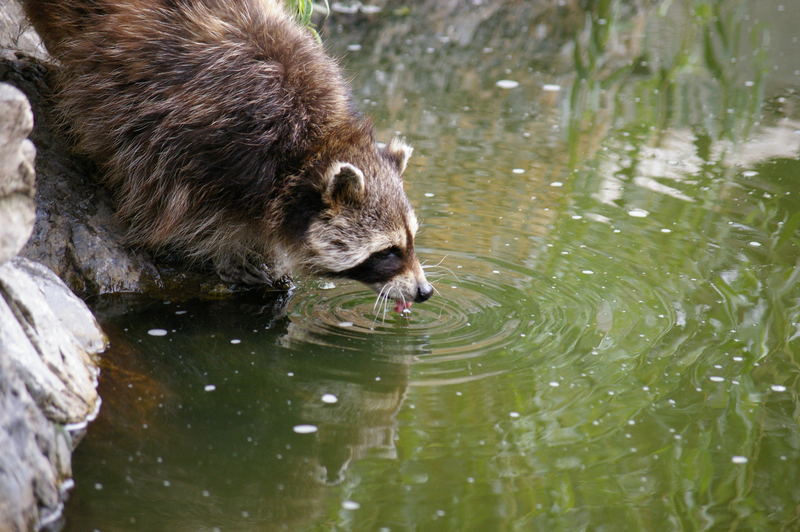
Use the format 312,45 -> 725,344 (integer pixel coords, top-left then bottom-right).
371,285 -> 391,328
422,256 -> 459,282
431,283 -> 442,297
373,284 -> 389,311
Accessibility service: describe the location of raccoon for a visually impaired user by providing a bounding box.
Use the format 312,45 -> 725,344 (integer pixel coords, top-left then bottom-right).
20,0 -> 433,308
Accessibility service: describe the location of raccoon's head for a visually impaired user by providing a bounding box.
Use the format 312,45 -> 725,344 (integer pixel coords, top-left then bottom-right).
304,139 -> 433,308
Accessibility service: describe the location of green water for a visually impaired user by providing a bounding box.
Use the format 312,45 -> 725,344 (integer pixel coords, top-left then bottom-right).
64,1 -> 800,530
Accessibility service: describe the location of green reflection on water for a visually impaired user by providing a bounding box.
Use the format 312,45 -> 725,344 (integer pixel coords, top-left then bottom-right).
64,0 -> 800,530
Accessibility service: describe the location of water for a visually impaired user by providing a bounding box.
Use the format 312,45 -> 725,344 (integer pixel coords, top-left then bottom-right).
63,1 -> 800,530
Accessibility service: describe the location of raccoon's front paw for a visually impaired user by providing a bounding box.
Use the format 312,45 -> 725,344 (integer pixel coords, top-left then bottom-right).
214,255 -> 284,287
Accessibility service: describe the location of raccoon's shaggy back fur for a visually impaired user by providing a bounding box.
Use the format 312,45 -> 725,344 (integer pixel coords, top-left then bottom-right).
22,0 -> 432,303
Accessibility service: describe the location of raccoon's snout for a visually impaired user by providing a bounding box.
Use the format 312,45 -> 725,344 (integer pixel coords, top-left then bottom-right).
415,281 -> 433,303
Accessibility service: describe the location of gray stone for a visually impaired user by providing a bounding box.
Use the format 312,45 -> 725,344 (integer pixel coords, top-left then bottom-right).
0,0 -> 45,59
0,82 -> 35,264
0,54 -> 168,298
0,257 -> 103,424
0,77 -> 104,531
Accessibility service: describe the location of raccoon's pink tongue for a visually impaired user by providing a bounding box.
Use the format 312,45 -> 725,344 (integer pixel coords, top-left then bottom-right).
394,300 -> 413,313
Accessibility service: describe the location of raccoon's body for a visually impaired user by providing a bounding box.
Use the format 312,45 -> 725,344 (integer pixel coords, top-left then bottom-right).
21,0 -> 432,306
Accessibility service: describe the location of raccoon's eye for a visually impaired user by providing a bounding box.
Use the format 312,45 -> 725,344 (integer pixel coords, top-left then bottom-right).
372,246 -> 401,260
336,245 -> 403,283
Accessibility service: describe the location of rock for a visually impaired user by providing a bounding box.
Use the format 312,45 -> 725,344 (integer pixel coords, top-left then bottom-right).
0,82 -> 35,263
0,52 -> 167,298
0,258 -> 102,532
0,258 -> 103,423
0,79 -> 105,531
0,51 -> 253,299
0,0 -> 45,59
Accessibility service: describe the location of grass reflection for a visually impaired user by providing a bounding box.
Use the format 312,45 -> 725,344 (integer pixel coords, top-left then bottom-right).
565,0 -> 768,166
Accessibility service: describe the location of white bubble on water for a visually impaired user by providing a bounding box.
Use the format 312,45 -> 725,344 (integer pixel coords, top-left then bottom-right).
321,393 -> 338,404
748,241 -> 762,247
293,424 -> 318,434
496,79 -> 519,89
342,500 -> 361,510
542,84 -> 561,92
512,168 -> 525,174
424,192 -> 436,197
731,456 -> 748,464
581,270 -> 594,275
548,381 -> 560,387
709,376 -> 725,382
204,384 -> 216,392
147,328 -> 168,337
346,43 -> 362,51
742,170 -> 759,177
509,411 -> 520,418
628,208 -> 649,218
230,339 -> 241,344
771,384 -> 787,392
550,181 -> 564,187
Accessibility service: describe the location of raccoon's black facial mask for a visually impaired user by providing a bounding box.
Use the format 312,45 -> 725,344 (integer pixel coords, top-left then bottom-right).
335,246 -> 404,284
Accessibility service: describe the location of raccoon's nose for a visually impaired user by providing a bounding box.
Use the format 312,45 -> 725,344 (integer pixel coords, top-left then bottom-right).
415,282 -> 433,303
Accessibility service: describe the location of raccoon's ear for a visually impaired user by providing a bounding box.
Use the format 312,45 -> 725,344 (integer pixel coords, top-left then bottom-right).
323,162 -> 365,206
385,138 -> 413,175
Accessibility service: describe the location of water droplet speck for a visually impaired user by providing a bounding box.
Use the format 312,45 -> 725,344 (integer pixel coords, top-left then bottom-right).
496,79 -> 519,89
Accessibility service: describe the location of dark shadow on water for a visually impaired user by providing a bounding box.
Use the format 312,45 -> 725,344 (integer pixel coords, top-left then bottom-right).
63,292 -> 412,531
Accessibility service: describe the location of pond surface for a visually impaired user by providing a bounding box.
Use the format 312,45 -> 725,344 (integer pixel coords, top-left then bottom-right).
64,1 -> 800,530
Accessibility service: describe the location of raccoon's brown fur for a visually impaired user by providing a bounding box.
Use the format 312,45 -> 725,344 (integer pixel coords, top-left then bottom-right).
21,0 -> 433,305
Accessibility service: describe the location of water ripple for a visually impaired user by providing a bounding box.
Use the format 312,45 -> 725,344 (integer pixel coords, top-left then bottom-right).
286,236 -> 680,389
